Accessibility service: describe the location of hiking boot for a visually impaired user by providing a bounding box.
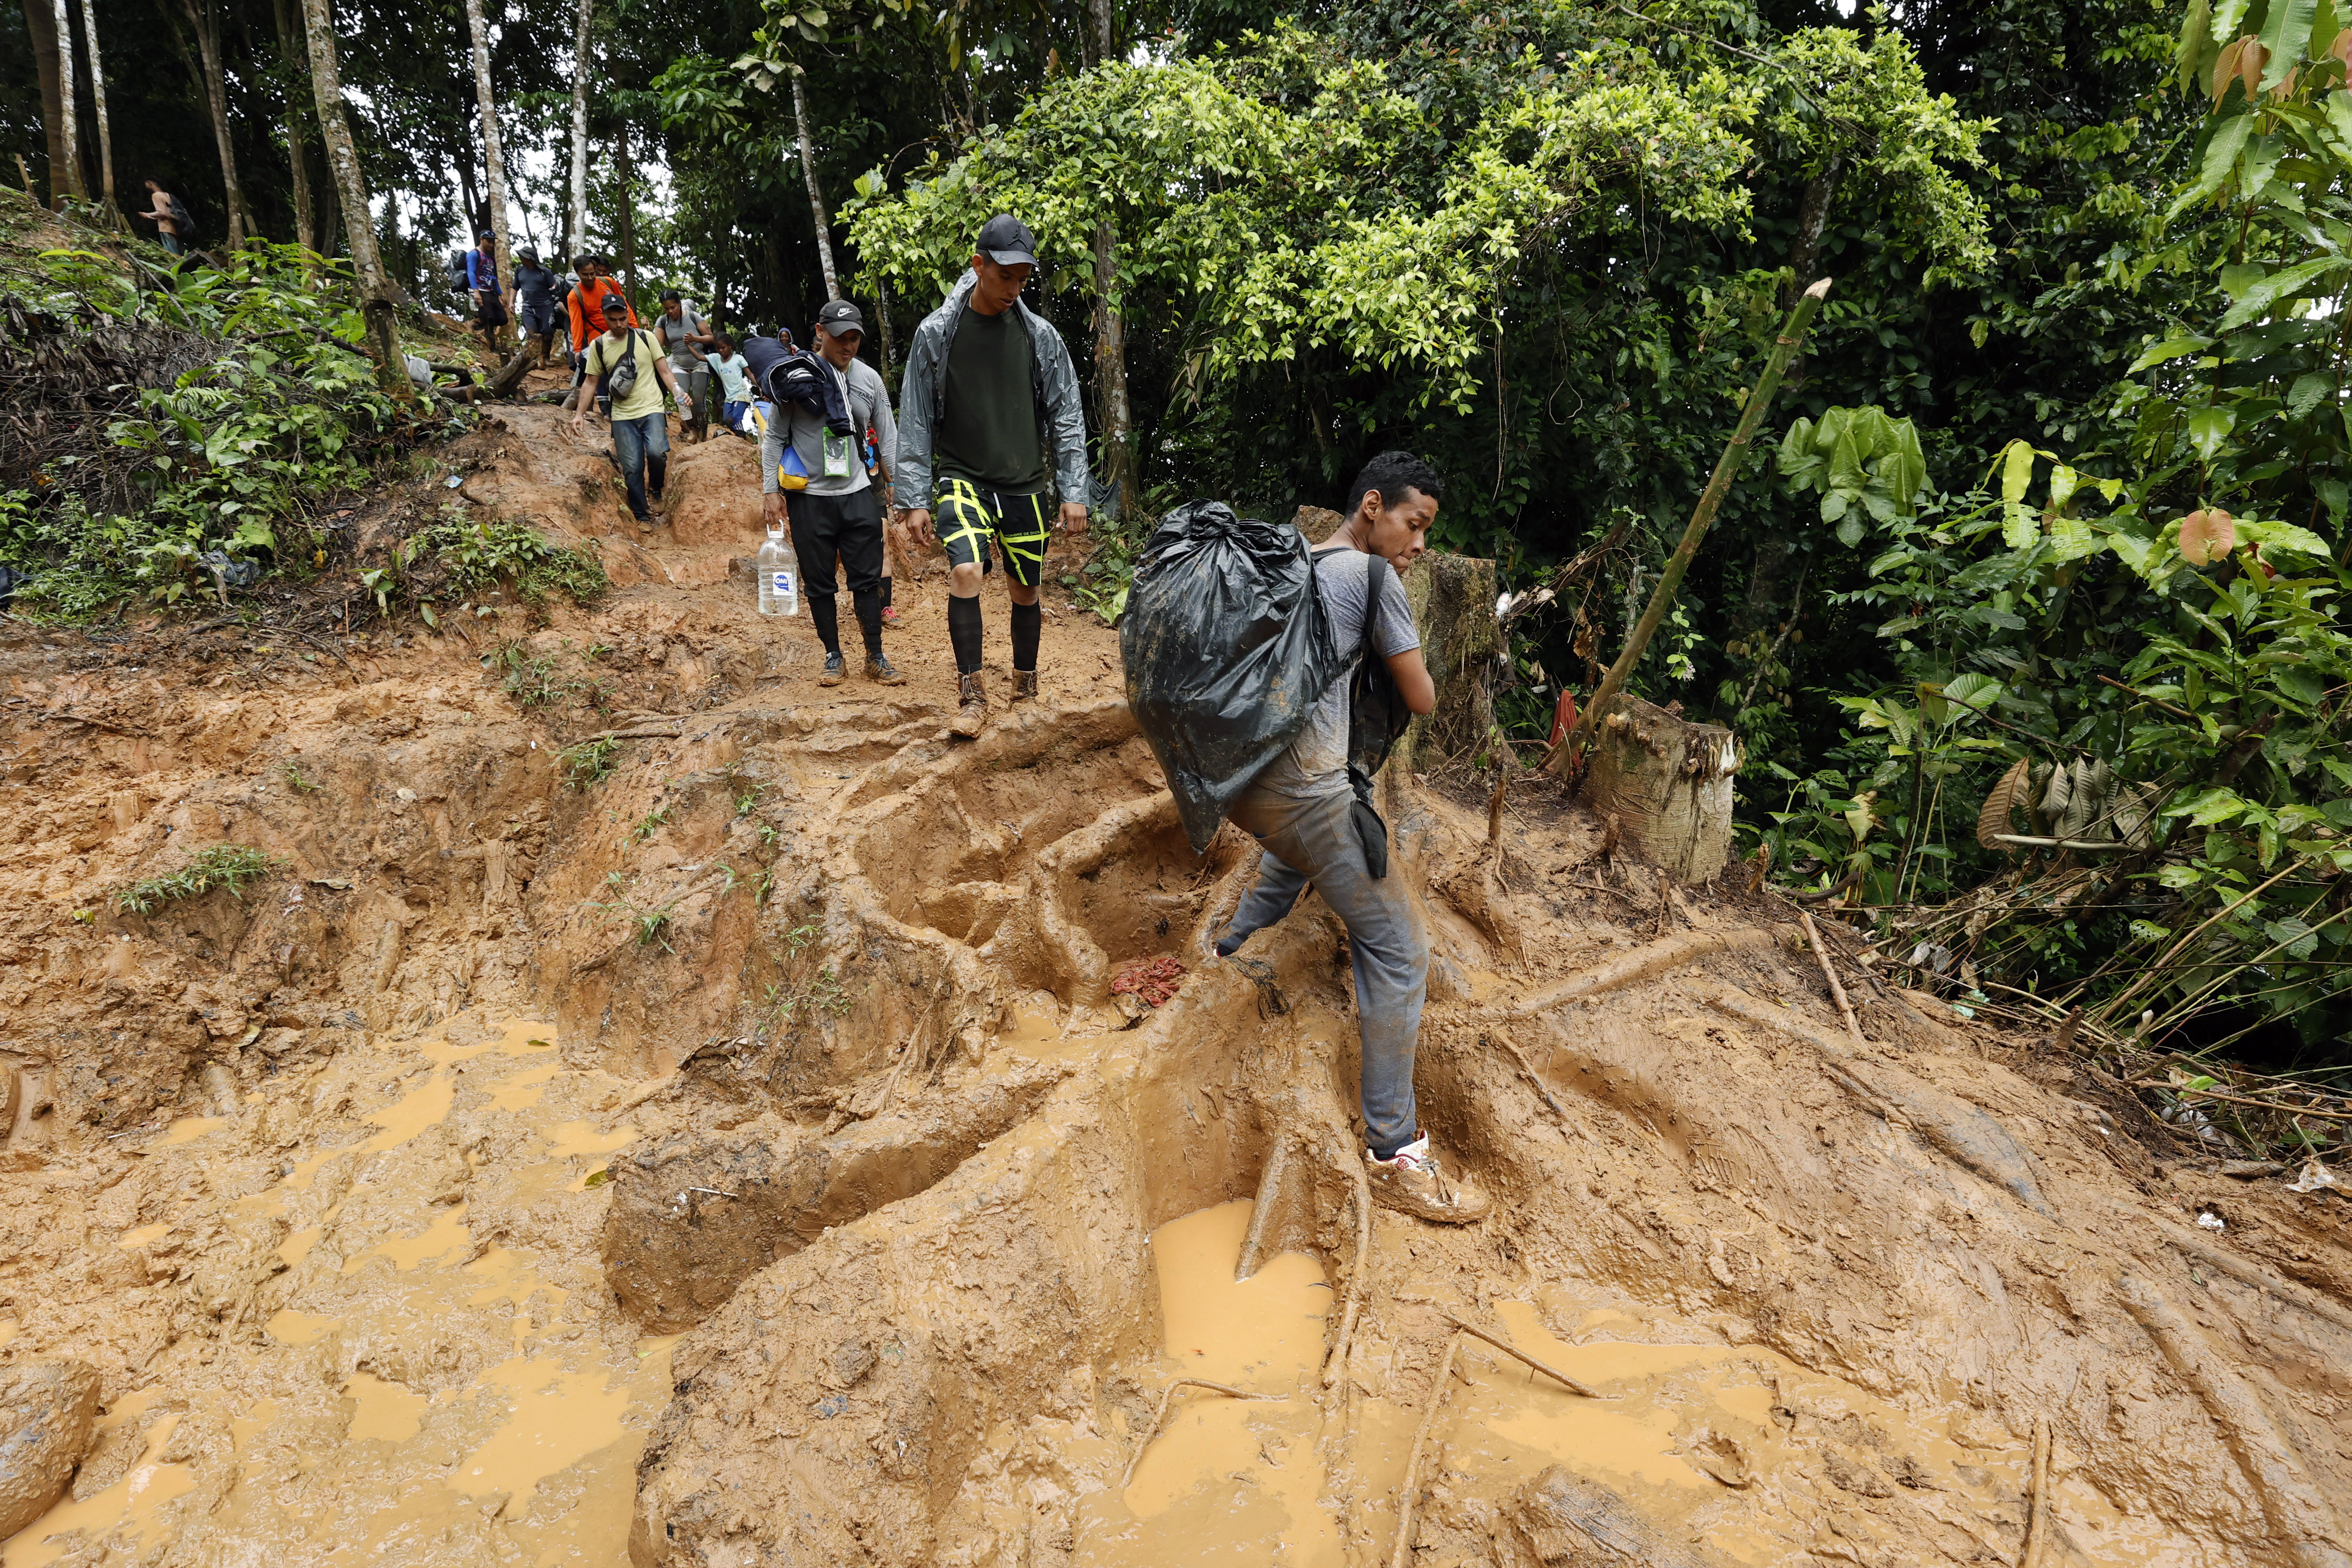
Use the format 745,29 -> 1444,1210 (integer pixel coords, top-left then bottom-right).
1011,669 -> 1039,703
1366,1133 -> 1490,1225
881,605 -> 902,628
864,654 -> 906,686
950,672 -> 987,737
818,650 -> 845,687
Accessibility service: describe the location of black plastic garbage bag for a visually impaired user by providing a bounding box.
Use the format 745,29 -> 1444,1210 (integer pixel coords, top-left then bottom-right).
1121,500 -> 1341,852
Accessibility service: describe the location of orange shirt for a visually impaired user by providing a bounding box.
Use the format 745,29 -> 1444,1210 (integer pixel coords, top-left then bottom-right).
566,277 -> 637,348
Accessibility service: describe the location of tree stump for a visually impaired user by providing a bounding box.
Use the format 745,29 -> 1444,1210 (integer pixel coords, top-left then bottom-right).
1580,693 -> 1740,883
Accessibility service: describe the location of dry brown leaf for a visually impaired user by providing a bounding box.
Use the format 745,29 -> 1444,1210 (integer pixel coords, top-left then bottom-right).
1978,757 -> 2031,851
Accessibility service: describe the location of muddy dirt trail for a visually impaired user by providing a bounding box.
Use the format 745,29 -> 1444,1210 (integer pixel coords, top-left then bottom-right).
0,394 -> 2347,1568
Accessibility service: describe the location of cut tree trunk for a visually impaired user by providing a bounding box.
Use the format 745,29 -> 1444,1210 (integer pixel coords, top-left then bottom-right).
567,0 -> 590,261
178,0 -> 248,244
24,0 -> 66,207
1580,693 -> 1741,884
299,0 -> 408,399
1393,550 -> 1501,776
789,66 -> 839,302
462,0 -> 515,349
51,0 -> 83,200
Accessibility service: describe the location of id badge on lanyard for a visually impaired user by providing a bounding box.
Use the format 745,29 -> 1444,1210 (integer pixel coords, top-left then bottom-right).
822,429 -> 854,478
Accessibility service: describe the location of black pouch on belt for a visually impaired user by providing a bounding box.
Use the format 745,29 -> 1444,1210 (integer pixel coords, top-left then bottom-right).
1344,550 -> 1413,879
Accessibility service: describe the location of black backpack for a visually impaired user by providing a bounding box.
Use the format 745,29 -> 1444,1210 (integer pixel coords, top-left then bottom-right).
1340,550 -> 1413,878
444,248 -> 470,291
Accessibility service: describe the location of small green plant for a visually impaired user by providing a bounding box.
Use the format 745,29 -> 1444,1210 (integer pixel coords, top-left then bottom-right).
282,762 -> 321,794
408,512 -> 609,607
560,736 -> 621,790
756,821 -> 783,852
114,846 -> 282,915
631,805 -> 673,843
732,780 -> 764,815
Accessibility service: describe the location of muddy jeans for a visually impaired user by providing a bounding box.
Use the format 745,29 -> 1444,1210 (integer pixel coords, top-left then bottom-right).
1219,784 -> 1424,1159
610,411 -> 670,521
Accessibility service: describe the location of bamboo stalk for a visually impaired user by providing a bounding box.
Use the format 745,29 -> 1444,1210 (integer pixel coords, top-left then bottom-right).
1800,910 -> 1867,1047
1121,1378 -> 1281,1488
1544,278 -> 1830,775
1389,1331 -> 1465,1568
1437,1311 -> 1602,1398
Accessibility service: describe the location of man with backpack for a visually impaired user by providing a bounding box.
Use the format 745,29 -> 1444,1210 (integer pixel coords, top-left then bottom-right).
759,299 -> 903,688
654,291 -> 716,442
466,234 -> 508,357
513,250 -> 563,365
567,257 -> 635,416
1209,450 -> 1488,1225
894,214 -> 1089,737
568,293 -> 692,528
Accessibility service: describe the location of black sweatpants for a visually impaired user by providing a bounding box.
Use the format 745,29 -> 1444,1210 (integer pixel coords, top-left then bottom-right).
787,487 -> 886,659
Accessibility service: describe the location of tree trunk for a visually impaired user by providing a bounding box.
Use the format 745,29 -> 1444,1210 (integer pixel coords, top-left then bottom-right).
271,0 -> 313,251
567,0 -> 590,260
77,0 -> 114,215
616,119 -> 636,299
51,0 -> 83,200
24,0 -> 66,206
788,66 -> 839,301
462,0 -> 515,349
1086,0 -> 1134,522
179,0 -> 247,244
299,0 -> 408,398
1785,156 -> 1840,386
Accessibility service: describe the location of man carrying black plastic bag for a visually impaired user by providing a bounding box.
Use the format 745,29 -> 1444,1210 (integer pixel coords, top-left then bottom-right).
1129,451 -> 1486,1225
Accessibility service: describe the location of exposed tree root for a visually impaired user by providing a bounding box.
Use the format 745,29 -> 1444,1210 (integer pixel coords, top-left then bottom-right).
1119,1378 -> 1282,1488
1700,980 -> 2057,1218
2115,1274 -> 2352,1568
1488,925 -> 1785,1020
1390,1329 -> 1466,1568
1437,1309 -> 1601,1399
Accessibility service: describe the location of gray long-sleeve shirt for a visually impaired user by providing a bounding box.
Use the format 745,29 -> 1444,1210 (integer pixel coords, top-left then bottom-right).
762,354 -> 897,499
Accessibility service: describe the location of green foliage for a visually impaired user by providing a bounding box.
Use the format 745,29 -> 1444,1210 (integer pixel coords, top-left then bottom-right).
406,513 -> 609,608
560,736 -> 622,790
1778,407 -> 1930,544
631,805 -> 674,843
0,243 -> 411,619
114,847 -> 283,916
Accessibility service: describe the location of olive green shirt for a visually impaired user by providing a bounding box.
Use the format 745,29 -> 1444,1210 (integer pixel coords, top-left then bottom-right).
935,305 -> 1046,494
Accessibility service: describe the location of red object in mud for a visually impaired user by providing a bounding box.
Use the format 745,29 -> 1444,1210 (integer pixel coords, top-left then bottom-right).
1548,687 -> 1580,747
1111,955 -> 1188,1008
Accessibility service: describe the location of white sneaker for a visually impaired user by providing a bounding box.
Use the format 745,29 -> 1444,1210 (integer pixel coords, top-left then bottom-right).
1366,1131 -> 1491,1224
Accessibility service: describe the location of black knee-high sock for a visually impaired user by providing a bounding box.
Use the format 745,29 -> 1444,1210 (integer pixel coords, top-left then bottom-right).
851,588 -> 883,659
808,593 -> 841,654
1009,600 -> 1041,672
947,593 -> 983,674
880,576 -> 894,609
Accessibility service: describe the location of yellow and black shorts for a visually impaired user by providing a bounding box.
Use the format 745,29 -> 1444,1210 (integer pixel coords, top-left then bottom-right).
934,479 -> 1051,588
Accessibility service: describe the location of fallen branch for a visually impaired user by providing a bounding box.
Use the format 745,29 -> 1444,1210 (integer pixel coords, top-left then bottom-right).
1482,1031 -> 1570,1121
2022,1415 -> 2053,1568
1323,1164 -> 1374,1392
2128,1081 -> 2352,1124
1390,1330 -> 1467,1568
1800,910 -> 1867,1047
1121,1378 -> 1283,1488
1438,1311 -> 1602,1399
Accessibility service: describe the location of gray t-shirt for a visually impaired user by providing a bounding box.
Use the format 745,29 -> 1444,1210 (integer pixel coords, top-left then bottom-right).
762,355 -> 900,499
656,305 -> 708,368
1249,544 -> 1420,801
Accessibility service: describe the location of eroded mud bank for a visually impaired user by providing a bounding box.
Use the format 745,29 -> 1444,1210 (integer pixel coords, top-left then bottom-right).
0,394 -> 2345,1568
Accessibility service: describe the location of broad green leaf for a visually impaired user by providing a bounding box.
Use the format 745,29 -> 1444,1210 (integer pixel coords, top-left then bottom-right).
2186,404 -> 2238,462
2236,514 -> 2337,557
2049,463 -> 2081,511
1943,673 -> 2005,712
2180,0 -> 2218,91
2288,370 -> 2335,417
2171,113 -> 2254,217
1837,516 -> 1865,547
2265,917 -> 2321,958
2259,0 -> 2319,87
2128,334 -> 2215,372
1999,438 -> 2037,504
2215,254 -> 2352,330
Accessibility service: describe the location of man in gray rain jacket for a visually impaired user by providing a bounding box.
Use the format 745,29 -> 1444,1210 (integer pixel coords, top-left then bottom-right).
894,214 -> 1090,737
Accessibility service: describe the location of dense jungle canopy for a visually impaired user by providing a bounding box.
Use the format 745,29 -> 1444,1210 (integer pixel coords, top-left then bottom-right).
3,0 -> 2349,1084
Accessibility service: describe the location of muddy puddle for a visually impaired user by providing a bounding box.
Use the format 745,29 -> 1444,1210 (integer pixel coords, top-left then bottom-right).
1034,1196 -> 2171,1568
5,1014 -> 670,1567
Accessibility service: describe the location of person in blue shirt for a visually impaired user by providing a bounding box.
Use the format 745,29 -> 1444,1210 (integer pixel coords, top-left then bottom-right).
512,250 -> 562,365
465,235 -> 508,357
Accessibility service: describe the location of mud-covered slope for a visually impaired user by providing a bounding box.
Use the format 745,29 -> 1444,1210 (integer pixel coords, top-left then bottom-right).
0,392 -> 2346,1568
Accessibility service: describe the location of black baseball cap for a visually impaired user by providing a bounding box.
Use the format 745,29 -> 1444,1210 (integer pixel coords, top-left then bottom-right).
815,299 -> 864,336
976,214 -> 1038,269
600,293 -> 630,315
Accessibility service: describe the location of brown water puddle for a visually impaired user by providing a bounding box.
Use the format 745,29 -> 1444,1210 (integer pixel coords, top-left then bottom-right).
1059,1198 -> 2173,1568
3,1014 -> 675,1568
